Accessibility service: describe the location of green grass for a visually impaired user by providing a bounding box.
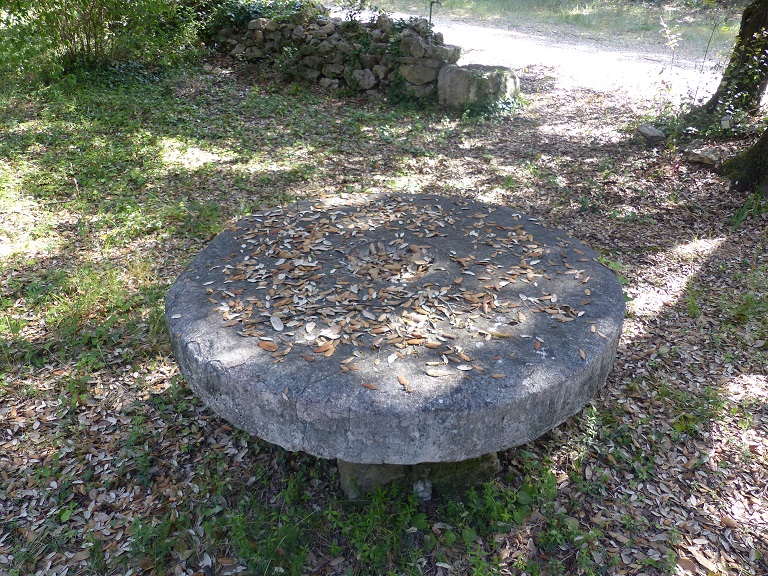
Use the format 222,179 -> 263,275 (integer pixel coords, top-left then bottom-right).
1,6 -> 766,572
0,60 -> 535,575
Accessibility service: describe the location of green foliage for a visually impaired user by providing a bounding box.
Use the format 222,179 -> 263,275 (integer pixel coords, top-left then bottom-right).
0,0 -> 200,81
206,0 -> 325,31
337,0 -> 384,21
222,479 -> 314,574
730,184 -> 768,227
460,94 -> 525,121
443,471 -> 558,538
326,485 -> 420,570
131,508 -> 196,575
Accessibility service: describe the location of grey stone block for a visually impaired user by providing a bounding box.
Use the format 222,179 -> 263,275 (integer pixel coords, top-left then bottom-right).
166,194 -> 624,467
438,64 -> 520,109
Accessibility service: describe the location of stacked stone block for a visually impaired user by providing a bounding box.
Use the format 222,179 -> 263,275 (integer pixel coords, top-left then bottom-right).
217,11 -> 461,99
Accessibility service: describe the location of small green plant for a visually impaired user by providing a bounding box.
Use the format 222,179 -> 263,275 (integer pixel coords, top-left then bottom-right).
598,254 -> 628,286
730,184 -> 768,229
132,508 -> 196,574
326,485 -> 420,570
686,288 -> 703,318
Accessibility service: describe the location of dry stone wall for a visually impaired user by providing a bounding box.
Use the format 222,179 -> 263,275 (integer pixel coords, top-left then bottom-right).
216,11 -> 461,99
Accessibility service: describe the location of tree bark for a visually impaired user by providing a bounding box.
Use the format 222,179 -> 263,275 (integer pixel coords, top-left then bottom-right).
723,128 -> 768,190
700,0 -> 768,115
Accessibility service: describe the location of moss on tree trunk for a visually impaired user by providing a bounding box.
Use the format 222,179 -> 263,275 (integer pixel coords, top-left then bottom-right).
723,129 -> 768,190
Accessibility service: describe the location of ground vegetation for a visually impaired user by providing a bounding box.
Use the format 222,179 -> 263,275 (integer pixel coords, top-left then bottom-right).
1,1 -> 767,575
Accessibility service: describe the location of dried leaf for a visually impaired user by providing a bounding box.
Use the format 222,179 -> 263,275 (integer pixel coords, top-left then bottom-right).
313,342 -> 332,353
258,341 -> 279,352
270,315 -> 284,331
676,558 -> 698,573
426,368 -> 451,378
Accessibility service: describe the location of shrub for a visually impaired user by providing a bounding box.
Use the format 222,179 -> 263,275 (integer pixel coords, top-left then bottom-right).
205,0 -> 325,33
0,0 -> 200,81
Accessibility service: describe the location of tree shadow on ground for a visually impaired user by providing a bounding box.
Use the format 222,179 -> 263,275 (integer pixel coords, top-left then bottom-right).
1,55 -> 766,574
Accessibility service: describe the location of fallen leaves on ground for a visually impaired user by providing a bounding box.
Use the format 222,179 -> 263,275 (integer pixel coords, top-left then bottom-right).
0,52 -> 766,576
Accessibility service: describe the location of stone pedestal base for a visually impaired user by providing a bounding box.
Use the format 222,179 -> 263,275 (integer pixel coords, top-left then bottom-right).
337,453 -> 501,500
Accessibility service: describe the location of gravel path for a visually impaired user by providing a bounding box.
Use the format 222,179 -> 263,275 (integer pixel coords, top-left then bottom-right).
433,16 -> 723,102
332,7 -> 727,103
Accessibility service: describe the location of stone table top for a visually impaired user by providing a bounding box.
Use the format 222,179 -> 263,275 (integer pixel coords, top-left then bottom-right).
166,194 -> 625,464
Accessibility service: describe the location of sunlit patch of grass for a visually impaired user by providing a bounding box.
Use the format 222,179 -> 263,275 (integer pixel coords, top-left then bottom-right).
158,136 -> 235,169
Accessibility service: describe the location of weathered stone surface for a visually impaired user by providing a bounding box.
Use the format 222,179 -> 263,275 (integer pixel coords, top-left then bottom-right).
316,39 -> 333,54
438,64 -> 520,109
404,81 -> 435,99
637,123 -> 665,143
318,77 -> 339,90
410,18 -> 430,34
337,461 -> 408,499
322,63 -> 344,78
337,453 -> 501,499
683,139 -> 728,166
216,10 -> 458,100
244,47 -> 264,60
336,41 -> 355,56
429,43 -> 461,64
371,28 -> 388,43
400,34 -> 427,59
372,64 -> 389,80
167,194 -> 625,466
352,68 -> 376,90
376,13 -> 393,33
399,63 -> 440,86
301,55 -> 323,69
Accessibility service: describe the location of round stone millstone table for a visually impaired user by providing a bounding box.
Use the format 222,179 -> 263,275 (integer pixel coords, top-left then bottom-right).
166,194 -> 625,495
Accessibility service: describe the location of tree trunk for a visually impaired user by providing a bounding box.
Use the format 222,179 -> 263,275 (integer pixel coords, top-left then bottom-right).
723,128 -> 768,190
700,0 -> 768,115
